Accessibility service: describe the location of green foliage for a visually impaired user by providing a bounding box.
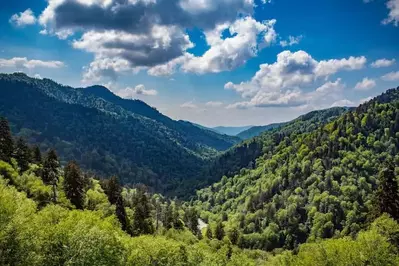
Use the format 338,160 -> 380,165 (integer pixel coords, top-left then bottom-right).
64,161 -> 85,209
194,87 -> 399,251
376,159 -> 399,221
0,73 -> 239,197
0,117 -> 13,163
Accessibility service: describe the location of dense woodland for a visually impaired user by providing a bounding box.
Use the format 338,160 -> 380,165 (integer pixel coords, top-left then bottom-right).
0,73 -> 239,196
0,74 -> 399,265
193,87 -> 399,252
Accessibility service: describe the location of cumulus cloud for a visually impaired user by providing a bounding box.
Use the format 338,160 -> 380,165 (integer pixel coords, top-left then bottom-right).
180,101 -> 198,109
26,0 -> 274,81
0,57 -> 64,69
280,35 -> 303,47
354,77 -> 376,91
371,58 -> 396,68
382,0 -> 399,26
182,18 -> 277,74
331,99 -> 355,107
205,101 -> 224,107
225,50 -> 366,109
116,84 -> 158,99
381,71 -> 399,81
9,9 -> 37,27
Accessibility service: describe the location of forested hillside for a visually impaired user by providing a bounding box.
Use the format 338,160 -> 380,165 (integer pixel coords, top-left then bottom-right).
193,87 -> 399,252
236,123 -> 286,140
204,107 -> 350,186
0,73 -> 238,196
0,112 -> 398,265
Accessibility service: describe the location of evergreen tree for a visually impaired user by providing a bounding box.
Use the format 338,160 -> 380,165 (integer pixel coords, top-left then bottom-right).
64,161 -> 85,210
228,227 -> 240,245
376,160 -> 399,221
0,117 -> 13,163
163,202 -> 174,230
132,187 -> 154,236
32,145 -> 42,164
14,137 -> 30,173
183,207 -> 199,235
104,176 -> 130,234
205,226 -> 213,239
42,149 -> 59,202
215,221 -> 225,240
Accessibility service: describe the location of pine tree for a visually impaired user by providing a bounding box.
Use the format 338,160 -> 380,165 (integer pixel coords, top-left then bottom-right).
163,202 -> 174,230
42,150 -> 59,202
183,207 -> 199,235
376,160 -> 399,221
228,227 -> 240,245
205,226 -> 213,239
32,145 -> 42,164
14,137 -> 30,173
104,176 -> 130,234
0,117 -> 14,163
132,187 -> 154,236
215,221 -> 225,240
64,161 -> 85,210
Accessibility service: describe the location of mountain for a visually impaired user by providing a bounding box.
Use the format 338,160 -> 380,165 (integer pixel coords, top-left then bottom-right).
203,106 -> 350,185
193,87 -> 399,251
0,73 -> 239,196
211,126 -> 254,136
236,122 -> 287,139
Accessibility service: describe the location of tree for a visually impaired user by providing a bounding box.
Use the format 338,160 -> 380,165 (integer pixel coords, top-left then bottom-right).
103,176 -> 130,234
184,207 -> 199,235
376,160 -> 399,221
132,186 -> 154,236
32,145 -> 42,164
0,117 -> 13,163
64,161 -> 85,209
215,221 -> 225,240
14,137 -> 30,173
205,226 -> 213,239
228,227 -> 240,245
42,149 -> 59,202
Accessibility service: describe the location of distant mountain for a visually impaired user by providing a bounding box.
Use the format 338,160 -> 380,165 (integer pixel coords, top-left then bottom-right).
0,73 -> 239,196
211,126 -> 253,136
236,122 -> 286,139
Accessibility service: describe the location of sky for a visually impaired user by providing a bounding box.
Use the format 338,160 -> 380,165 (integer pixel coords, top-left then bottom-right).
1,0 -> 399,127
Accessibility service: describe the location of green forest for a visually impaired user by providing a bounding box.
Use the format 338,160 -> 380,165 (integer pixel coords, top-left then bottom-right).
0,75 -> 399,265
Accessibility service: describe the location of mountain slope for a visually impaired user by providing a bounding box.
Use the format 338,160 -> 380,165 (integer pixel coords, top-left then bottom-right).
237,122 -> 286,139
83,86 -> 240,151
0,73 -> 238,195
204,107 -> 350,185
212,126 -> 253,136
193,87 -> 399,251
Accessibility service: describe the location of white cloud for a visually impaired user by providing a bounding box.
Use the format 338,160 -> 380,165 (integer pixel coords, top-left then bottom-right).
331,99 -> 355,107
381,71 -> 399,81
0,57 -> 64,69
9,9 -> 37,27
32,0 -> 274,80
225,50 -> 366,108
182,17 -> 276,74
371,58 -> 396,68
34,73 -> 43,79
382,0 -> 399,26
354,77 -> 376,91
280,35 -> 303,47
116,84 -> 158,99
181,101 -> 198,109
205,101 -> 224,107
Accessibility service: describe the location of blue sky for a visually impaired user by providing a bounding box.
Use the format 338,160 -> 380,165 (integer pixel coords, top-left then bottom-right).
1,0 -> 399,126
